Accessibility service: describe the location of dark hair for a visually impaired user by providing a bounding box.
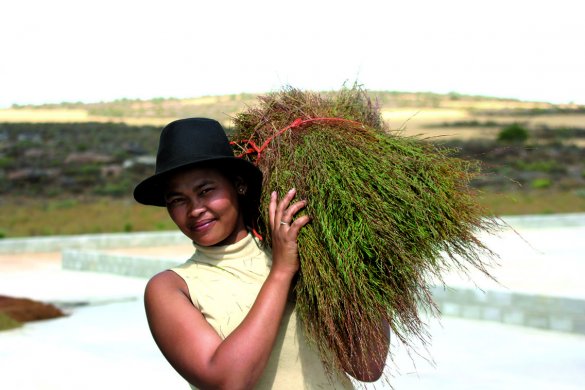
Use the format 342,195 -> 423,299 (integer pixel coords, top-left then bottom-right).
212,161 -> 262,233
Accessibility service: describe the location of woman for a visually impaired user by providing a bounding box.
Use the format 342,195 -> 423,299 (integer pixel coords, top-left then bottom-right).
134,118 -> 387,389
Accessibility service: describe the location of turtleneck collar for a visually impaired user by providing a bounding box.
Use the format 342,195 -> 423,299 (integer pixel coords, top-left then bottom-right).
191,232 -> 264,261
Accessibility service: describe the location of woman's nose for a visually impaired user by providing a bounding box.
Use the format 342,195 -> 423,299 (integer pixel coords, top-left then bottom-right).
187,200 -> 205,218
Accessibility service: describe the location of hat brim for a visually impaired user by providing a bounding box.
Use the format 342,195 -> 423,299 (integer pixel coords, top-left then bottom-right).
133,157 -> 262,207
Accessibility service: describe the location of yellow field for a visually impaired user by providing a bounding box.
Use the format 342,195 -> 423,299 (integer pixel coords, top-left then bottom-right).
0,108 -> 175,126
0,108 -> 90,122
2,96 -> 584,148
2,94 -> 583,140
381,108 -> 585,143
2,92 -> 584,147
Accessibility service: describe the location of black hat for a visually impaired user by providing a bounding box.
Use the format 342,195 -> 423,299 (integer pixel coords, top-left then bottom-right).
133,118 -> 262,206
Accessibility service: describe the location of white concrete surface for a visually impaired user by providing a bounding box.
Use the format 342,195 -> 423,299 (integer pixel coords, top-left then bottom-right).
1,213 -> 584,389
0,298 -> 186,390
1,291 -> 584,390
440,220 -> 585,299
388,316 -> 585,390
0,231 -> 191,254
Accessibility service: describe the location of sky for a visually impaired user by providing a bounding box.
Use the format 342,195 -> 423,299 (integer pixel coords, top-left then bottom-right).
1,0 -> 584,108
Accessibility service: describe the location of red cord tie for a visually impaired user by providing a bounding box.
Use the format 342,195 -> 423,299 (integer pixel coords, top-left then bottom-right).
231,117 -> 364,162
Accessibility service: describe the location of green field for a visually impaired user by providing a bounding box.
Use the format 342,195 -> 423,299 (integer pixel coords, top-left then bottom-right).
0,196 -> 174,237
1,190 -> 584,238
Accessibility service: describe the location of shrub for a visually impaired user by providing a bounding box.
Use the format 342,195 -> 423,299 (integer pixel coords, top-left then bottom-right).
498,123 -> 529,143
531,178 -> 552,189
93,181 -> 132,196
0,156 -> 14,169
515,160 -> 565,173
155,222 -> 169,230
46,199 -> 79,210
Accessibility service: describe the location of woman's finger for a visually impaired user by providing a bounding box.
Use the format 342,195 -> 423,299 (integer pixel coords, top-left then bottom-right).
269,191 -> 277,229
280,200 -> 307,226
276,188 -> 297,224
287,215 -> 311,236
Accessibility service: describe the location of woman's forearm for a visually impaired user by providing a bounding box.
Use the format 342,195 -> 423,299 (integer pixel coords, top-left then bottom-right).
205,269 -> 295,389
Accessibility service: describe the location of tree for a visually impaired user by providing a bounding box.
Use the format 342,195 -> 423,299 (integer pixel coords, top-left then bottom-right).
498,123 -> 529,143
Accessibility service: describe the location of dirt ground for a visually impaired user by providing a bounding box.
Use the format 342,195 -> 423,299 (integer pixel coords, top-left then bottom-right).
0,252 -> 66,329
0,295 -> 65,323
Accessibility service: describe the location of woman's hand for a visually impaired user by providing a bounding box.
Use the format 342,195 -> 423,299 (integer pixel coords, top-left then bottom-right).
268,188 -> 310,276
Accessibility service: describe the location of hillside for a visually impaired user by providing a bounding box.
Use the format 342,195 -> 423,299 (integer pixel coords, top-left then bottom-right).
1,90 -> 584,237
3,90 -> 585,128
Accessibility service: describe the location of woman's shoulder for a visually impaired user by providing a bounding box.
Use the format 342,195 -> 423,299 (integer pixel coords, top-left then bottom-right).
145,270 -> 188,298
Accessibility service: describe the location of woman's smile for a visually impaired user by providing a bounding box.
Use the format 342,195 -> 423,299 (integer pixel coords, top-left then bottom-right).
189,218 -> 215,232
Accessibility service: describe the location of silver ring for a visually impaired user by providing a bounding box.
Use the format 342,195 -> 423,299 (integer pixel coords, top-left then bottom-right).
280,221 -> 289,225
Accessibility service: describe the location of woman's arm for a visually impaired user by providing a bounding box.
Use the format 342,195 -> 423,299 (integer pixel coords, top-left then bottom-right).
145,267 -> 294,390
144,189 -> 309,390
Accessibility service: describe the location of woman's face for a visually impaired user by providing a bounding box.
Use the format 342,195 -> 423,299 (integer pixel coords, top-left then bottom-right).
164,166 -> 246,247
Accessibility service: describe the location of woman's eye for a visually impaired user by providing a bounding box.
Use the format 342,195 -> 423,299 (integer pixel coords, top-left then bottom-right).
166,198 -> 185,207
200,187 -> 213,196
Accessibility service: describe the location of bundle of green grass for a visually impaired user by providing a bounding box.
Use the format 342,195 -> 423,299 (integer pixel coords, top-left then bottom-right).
231,86 -> 498,379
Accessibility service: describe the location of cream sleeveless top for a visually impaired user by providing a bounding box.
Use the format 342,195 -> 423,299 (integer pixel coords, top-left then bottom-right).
171,233 -> 354,390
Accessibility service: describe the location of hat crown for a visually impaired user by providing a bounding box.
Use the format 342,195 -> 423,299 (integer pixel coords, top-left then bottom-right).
133,117 -> 262,206
155,118 -> 233,174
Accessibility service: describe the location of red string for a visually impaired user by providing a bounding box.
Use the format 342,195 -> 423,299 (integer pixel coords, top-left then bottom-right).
231,117 -> 364,162
251,228 -> 263,241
